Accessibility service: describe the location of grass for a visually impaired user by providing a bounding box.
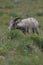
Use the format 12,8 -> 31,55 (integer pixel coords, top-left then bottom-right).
0,0 -> 43,65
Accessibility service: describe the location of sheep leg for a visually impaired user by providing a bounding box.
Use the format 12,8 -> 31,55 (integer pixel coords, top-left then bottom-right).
25,26 -> 28,33
32,28 -> 35,33
35,27 -> 40,34
27,27 -> 31,34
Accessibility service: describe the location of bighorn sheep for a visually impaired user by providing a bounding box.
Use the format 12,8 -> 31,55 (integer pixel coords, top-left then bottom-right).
8,17 -> 40,34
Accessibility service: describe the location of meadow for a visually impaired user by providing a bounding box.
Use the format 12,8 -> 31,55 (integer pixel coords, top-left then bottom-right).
0,0 -> 43,65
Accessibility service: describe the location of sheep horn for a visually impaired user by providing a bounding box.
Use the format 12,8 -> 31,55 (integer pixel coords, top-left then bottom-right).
14,17 -> 22,22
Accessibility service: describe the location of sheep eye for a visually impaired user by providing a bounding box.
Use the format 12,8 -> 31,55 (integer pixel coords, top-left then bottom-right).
13,23 -> 15,26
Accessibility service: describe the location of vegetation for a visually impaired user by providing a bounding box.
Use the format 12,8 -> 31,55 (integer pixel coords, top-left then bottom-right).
0,0 -> 43,65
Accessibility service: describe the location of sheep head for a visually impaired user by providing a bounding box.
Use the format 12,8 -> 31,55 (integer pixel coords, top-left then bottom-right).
8,17 -> 22,30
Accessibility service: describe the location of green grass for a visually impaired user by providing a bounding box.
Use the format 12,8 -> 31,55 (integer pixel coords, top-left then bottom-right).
0,0 -> 43,65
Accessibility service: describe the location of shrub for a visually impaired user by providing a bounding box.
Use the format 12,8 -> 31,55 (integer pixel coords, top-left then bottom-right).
0,47 -> 7,56
36,12 -> 43,16
7,30 -> 24,40
30,35 -> 43,51
16,43 -> 33,55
